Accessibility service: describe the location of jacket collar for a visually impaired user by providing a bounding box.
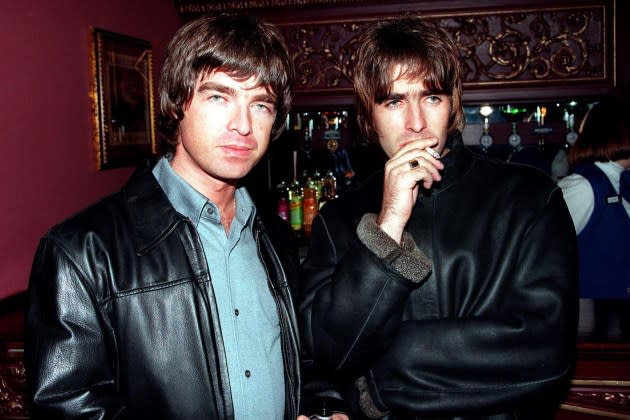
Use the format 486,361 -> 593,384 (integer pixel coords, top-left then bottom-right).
431,132 -> 475,194
122,167 -> 188,255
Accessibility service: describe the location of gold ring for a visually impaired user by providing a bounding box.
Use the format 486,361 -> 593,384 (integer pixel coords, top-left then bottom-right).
408,159 -> 420,170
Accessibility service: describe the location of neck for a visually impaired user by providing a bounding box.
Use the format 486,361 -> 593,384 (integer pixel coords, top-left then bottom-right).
220,197 -> 237,235
168,151 -> 238,232
616,158 -> 630,170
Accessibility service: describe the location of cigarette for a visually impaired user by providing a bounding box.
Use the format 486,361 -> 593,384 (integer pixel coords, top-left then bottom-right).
425,147 -> 441,160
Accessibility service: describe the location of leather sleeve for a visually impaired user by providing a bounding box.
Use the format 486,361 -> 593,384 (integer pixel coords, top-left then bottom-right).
365,189 -> 578,415
25,236 -> 124,419
300,203 -> 424,377
300,188 -> 579,417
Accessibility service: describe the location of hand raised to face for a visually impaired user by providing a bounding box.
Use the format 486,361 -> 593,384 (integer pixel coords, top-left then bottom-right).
377,137 -> 445,244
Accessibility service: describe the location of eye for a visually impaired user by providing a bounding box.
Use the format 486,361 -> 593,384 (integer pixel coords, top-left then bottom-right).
208,94 -> 225,104
253,102 -> 276,115
384,98 -> 403,108
425,95 -> 442,104
254,103 -> 271,112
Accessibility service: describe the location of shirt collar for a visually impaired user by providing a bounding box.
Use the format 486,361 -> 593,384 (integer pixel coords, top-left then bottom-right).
152,156 -> 256,229
234,187 -> 257,232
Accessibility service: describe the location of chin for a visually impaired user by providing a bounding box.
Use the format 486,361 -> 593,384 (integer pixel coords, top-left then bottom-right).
217,168 -> 252,183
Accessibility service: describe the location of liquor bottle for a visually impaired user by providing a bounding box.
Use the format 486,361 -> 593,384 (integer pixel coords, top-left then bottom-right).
310,399 -> 333,420
302,186 -> 317,238
299,169 -> 310,196
288,179 -> 303,234
311,169 -> 324,204
339,149 -> 356,191
276,197 -> 289,223
323,170 -> 338,204
275,180 -> 290,222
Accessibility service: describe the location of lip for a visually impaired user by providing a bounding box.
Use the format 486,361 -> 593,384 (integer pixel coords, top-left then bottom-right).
221,144 -> 255,158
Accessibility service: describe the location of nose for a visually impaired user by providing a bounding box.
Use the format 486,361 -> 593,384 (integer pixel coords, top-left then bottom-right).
229,103 -> 252,136
406,102 -> 426,133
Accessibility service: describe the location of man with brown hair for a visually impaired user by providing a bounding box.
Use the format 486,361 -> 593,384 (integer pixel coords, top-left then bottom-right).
26,13 -> 302,419
300,15 -> 578,419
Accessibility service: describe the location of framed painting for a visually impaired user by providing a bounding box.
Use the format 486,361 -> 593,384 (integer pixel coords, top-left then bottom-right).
89,27 -> 157,170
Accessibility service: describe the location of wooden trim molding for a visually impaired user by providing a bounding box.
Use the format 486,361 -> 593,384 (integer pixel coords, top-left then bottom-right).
175,0 -> 368,14
0,336 -> 27,419
278,4 -> 610,99
557,342 -> 630,419
560,404 -> 630,420
561,383 -> 630,419
175,0 -> 615,105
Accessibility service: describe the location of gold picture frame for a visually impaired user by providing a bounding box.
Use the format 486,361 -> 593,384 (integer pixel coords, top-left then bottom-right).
89,27 -> 156,170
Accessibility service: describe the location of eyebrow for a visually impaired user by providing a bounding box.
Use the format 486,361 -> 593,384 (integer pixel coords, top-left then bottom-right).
197,81 -> 276,104
384,87 -> 447,101
387,92 -> 406,100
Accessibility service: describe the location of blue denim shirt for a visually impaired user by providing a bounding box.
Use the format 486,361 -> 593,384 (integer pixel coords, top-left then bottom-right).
153,157 -> 285,419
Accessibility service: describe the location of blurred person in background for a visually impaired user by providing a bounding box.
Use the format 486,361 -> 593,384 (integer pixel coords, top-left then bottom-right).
558,96 -> 630,341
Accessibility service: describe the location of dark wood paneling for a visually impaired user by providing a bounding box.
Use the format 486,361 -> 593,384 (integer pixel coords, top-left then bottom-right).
176,0 -> 621,107
557,343 -> 630,419
0,294 -> 27,419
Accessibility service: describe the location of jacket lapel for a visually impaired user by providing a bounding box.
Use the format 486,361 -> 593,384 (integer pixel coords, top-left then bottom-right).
122,168 -> 187,255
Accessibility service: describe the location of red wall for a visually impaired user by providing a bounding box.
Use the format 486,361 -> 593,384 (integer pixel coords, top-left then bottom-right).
0,1 -> 182,299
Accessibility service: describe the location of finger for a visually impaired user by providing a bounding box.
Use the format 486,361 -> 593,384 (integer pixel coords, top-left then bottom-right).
392,148 -> 444,172
398,136 -> 439,153
385,158 -> 439,193
406,157 -> 442,183
400,137 -> 439,153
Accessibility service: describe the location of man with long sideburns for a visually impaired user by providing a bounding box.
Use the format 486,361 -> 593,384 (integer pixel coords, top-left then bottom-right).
300,15 -> 578,419
26,13 -> 346,420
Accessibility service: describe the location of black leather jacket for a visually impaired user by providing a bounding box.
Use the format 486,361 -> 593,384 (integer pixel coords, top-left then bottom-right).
25,168 -> 301,419
300,141 -> 579,419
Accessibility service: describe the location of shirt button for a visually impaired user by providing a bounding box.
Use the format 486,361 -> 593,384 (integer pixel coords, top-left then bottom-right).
234,308 -> 240,316
206,207 -> 214,215
245,370 -> 251,378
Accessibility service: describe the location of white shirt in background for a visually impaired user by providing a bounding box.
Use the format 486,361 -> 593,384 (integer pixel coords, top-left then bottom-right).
558,161 -> 630,234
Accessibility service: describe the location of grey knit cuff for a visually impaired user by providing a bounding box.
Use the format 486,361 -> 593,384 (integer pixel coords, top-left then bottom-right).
355,376 -> 388,419
356,213 -> 432,283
